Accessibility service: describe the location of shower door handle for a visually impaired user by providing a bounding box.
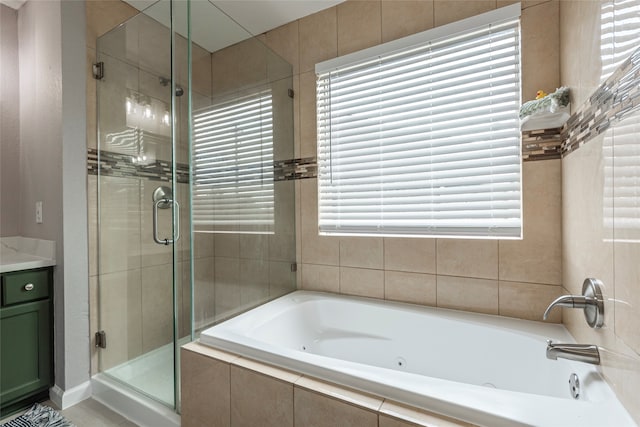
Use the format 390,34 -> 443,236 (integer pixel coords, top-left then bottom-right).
153,199 -> 180,245
153,196 -> 180,246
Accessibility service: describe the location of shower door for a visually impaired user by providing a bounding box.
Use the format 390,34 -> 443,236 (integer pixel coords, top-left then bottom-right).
93,1 -> 190,409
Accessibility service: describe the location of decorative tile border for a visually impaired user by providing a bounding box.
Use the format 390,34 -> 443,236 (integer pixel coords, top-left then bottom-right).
274,157 -> 317,181
561,45 -> 640,156
522,128 -> 562,161
87,148 -> 189,183
89,148 -> 319,183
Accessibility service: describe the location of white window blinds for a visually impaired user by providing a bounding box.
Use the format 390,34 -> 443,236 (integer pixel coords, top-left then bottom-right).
316,4 -> 522,239
192,90 -> 274,233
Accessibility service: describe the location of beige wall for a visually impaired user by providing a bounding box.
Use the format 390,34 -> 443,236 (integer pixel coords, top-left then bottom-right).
0,4 -> 21,237
260,0 -> 563,322
560,1 -> 640,423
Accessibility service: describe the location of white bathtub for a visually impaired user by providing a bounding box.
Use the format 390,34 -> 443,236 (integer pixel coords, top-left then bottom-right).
200,291 -> 635,427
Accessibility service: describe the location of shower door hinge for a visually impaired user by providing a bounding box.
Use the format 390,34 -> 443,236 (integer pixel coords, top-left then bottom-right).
290,262 -> 297,272
95,330 -> 107,349
287,88 -> 294,99
92,62 -> 104,80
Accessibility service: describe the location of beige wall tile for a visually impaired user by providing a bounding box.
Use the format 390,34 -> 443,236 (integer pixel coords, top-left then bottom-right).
499,160 -> 562,285
433,0 -> 496,27
498,281 -> 562,322
215,233 -> 240,258
294,376 -> 383,412
436,275 -> 499,314
337,0 -> 382,56
141,263 -> 173,352
615,244 -> 640,359
380,399 -> 477,426
300,178 -> 340,265
436,239 -> 498,279
384,237 -> 436,273
520,0 -> 559,102
194,231 -> 215,259
239,233 -> 268,260
385,271 -> 436,306
214,256 -> 241,315
178,260 -> 192,338
98,269 -> 142,370
230,366 -> 294,427
340,267 -> 385,298
193,257 -> 215,329
86,48 -> 97,150
87,174 -> 98,277
265,21 -> 300,75
379,416 -> 418,427
299,71 -> 317,159
340,237 -> 383,269
191,43 -> 212,98
89,276 -> 99,375
559,0 -> 604,109
562,135 -> 613,297
233,357 -> 301,384
293,75 -> 301,158
98,176 -> 141,274
382,0 -> 434,43
181,348 -> 230,427
294,387 -> 378,427
269,261 -> 297,297
182,341 -> 241,364
301,263 -> 340,293
239,259 -> 270,305
299,6 -> 338,73
86,0 -> 138,50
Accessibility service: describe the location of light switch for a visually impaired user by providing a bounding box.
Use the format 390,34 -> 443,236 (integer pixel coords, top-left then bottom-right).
36,201 -> 43,224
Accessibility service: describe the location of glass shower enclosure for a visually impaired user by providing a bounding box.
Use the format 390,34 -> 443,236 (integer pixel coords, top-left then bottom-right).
93,0 -> 296,416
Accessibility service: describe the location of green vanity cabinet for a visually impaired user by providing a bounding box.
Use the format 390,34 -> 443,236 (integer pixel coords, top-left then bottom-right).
0,267 -> 53,417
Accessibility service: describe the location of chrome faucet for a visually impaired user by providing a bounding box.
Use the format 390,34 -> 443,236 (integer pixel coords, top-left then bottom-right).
546,340 -> 601,365
543,278 -> 605,328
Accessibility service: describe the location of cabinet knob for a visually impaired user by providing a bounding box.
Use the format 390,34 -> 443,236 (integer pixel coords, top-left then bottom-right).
24,283 -> 34,291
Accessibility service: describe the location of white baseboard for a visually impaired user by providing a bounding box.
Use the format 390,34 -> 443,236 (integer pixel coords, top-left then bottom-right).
49,381 -> 92,410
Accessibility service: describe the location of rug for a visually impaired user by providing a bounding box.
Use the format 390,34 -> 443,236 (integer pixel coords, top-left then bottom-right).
0,403 -> 75,427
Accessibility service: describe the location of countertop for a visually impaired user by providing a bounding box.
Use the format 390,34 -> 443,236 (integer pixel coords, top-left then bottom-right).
0,237 -> 56,273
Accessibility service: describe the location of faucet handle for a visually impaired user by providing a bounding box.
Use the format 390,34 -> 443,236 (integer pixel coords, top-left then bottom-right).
543,278 -> 604,328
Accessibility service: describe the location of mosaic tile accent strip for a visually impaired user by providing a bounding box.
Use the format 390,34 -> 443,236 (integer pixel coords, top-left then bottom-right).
522,128 -> 563,161
562,46 -> 640,156
274,157 -> 318,181
88,148 -> 189,183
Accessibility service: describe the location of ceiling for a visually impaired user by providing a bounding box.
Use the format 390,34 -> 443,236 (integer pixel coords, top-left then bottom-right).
2,0 -> 343,53
0,0 -> 26,9
123,0 -> 344,52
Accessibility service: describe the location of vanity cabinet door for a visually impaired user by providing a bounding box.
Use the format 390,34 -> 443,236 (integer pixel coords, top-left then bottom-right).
0,299 -> 53,412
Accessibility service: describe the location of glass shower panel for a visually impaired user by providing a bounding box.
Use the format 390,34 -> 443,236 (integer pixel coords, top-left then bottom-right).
95,0 -> 189,409
189,2 -> 297,333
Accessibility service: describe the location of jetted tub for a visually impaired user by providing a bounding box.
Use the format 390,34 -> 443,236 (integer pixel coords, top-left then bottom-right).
200,291 -> 636,427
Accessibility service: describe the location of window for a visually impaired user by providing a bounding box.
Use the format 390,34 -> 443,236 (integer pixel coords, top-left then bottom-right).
316,4 -> 522,239
192,89 -> 274,233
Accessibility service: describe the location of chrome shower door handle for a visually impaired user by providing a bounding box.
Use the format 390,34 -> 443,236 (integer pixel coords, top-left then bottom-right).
152,184 -> 181,247
153,198 -> 180,245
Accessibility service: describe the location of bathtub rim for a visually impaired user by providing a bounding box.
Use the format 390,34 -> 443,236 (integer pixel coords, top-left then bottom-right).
199,290 -> 637,427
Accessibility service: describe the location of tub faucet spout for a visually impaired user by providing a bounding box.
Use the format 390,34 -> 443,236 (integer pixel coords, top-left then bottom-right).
543,295 -> 595,320
542,278 -> 605,328
546,340 -> 600,365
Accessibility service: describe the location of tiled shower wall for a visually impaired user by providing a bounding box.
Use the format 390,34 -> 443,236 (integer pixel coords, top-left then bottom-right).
260,0 -> 564,321
560,1 -> 640,423
85,1 -> 297,373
